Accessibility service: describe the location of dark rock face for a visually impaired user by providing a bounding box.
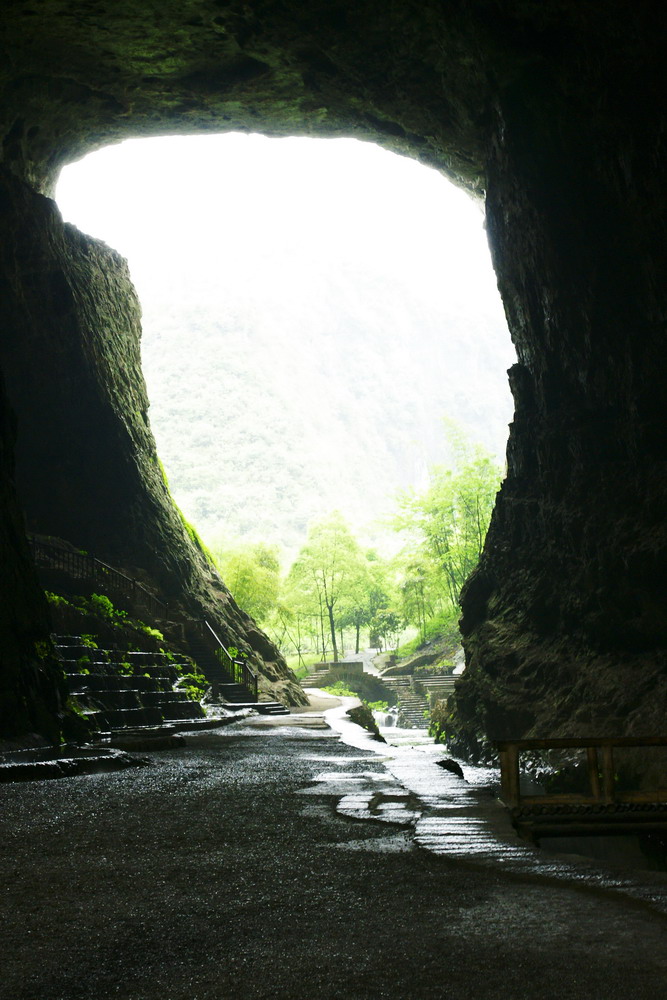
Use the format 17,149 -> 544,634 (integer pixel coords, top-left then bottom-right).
0,166 -> 306,714
457,34 -> 667,747
0,2 -> 665,739
0,372 -> 64,741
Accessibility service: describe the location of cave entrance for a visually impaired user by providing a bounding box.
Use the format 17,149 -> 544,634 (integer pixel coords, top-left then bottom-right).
56,132 -> 515,565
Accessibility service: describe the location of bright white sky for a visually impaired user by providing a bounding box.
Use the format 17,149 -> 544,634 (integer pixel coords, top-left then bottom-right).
55,132 -> 514,552
56,132 -> 505,312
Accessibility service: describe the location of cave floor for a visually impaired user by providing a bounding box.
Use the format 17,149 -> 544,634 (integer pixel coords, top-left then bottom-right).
1,711 -> 667,1000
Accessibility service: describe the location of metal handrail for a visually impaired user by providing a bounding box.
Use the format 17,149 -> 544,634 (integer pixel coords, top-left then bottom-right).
28,535 -> 168,621
198,620 -> 259,702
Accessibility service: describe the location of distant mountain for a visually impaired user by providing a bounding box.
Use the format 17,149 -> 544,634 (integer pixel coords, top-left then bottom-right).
56,133 -> 516,558
138,253 -> 515,557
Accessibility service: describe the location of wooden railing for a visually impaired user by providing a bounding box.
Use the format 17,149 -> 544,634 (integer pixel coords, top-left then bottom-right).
198,620 -> 259,702
495,736 -> 667,809
28,535 -> 168,622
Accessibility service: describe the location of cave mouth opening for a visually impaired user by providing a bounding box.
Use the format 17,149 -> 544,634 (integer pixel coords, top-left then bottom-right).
56,131 -> 515,564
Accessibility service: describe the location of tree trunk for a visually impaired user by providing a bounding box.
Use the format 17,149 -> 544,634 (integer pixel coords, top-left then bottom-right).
328,603 -> 338,662
355,623 -> 361,654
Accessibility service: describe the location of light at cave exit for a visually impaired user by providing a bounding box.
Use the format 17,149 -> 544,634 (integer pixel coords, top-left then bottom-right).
56,133 -> 515,551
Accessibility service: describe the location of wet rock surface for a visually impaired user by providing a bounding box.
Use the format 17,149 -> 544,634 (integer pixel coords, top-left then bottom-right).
1,717 -> 667,1000
0,746 -> 151,782
0,166 -> 305,714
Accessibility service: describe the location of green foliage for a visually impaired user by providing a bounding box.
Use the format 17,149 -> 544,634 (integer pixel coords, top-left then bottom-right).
396,608 -> 459,659
393,425 -> 502,632
227,646 -> 247,660
286,511 -> 375,662
321,673 -> 396,706
45,591 -> 72,608
369,608 -> 402,651
33,639 -> 52,660
89,593 -> 115,618
366,699 -> 389,712
321,680 -> 357,698
175,667 -> 208,702
285,652 -> 322,679
80,634 -> 98,649
212,542 -> 281,624
160,456 -> 217,566
180,509 -> 216,564
139,624 -> 164,640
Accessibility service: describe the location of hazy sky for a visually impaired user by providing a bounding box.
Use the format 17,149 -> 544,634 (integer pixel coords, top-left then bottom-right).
56,132 -> 507,314
56,133 -> 515,552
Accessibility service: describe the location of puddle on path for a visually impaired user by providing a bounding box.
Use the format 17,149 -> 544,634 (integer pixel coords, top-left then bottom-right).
311,701 -> 667,916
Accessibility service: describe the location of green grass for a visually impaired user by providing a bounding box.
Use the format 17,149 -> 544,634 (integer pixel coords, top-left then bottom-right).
285,652 -> 322,680
396,609 -> 459,660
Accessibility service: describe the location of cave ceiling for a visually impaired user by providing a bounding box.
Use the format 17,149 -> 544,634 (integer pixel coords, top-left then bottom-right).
1,1 -> 659,197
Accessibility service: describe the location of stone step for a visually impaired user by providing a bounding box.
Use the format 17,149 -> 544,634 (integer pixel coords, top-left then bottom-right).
301,674 -> 330,686
60,659 -> 179,680
215,682 -> 255,703
55,645 -> 177,668
140,690 -> 195,706
123,650 -> 171,667
218,701 -> 290,716
78,689 -> 145,710
84,707 -> 165,729
58,632 -> 208,734
67,673 -> 174,693
256,702 -> 290,715
161,701 -> 206,721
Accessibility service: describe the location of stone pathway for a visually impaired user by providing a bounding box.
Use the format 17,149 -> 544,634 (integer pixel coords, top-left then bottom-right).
1,706 -> 666,999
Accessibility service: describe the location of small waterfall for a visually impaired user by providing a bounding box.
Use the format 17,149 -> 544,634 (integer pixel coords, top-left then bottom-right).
374,706 -> 400,728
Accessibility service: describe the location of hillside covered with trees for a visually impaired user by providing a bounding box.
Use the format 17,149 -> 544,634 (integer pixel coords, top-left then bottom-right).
57,134 -> 515,560
139,260 -> 512,555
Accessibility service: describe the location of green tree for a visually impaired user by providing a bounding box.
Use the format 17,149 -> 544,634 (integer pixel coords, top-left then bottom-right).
287,512 -> 369,662
394,427 -> 502,612
399,557 -> 437,641
213,542 -> 281,624
369,608 -> 403,652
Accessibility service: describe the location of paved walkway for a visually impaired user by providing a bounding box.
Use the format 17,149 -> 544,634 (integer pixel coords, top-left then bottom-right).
1,705 -> 666,1000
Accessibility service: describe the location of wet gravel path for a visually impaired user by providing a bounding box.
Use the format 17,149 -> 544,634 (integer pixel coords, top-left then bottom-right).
1,720 -> 667,1000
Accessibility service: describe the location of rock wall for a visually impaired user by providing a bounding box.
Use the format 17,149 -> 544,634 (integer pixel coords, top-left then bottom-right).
0,371 -> 64,741
456,39 -> 667,748
0,167 -> 306,713
0,1 -> 666,739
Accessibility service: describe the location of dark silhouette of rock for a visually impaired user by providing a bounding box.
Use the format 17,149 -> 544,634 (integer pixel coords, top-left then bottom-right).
436,759 -> 465,779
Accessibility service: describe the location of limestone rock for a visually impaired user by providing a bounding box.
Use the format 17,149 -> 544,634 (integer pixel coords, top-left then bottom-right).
0,1 -> 666,743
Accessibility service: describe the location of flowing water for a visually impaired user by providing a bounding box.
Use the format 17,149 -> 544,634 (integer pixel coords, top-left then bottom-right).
320,701 -> 667,911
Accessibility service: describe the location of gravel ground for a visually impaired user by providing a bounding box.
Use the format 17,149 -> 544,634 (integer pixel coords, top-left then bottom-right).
1,716 -> 667,1000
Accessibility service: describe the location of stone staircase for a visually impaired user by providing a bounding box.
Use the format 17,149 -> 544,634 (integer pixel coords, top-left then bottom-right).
301,664 -> 336,686
417,674 -> 458,698
186,627 -> 289,716
380,675 -> 430,729
56,635 -> 206,736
